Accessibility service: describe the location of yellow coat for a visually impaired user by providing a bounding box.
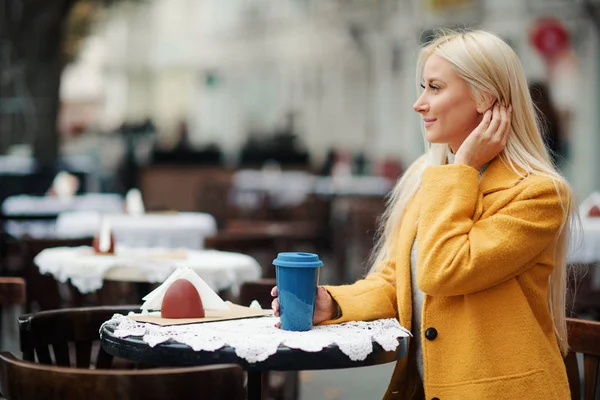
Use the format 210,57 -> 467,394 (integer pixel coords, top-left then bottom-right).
323,158 -> 571,400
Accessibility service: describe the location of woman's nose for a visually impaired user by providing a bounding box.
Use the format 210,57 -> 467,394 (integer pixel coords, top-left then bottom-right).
413,96 -> 428,113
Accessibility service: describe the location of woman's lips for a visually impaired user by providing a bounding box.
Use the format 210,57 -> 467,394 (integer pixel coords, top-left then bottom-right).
424,119 -> 436,128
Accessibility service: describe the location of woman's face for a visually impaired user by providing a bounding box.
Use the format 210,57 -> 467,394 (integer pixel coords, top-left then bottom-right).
413,54 -> 484,152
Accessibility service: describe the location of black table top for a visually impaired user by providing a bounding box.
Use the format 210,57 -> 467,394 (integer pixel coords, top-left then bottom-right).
100,320 -> 408,372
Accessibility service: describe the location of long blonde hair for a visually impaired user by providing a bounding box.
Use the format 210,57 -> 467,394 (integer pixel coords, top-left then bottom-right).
369,29 -> 576,356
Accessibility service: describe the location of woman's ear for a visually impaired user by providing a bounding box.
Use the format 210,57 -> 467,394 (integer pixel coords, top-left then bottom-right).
476,93 -> 496,114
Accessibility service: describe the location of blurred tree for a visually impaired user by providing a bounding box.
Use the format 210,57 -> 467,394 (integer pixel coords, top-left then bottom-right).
0,0 -> 142,168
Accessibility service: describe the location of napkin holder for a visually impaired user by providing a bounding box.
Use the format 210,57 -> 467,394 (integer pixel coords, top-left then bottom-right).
136,268 -> 272,326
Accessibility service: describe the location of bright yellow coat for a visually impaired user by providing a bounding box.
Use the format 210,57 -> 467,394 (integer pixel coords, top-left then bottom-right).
323,158 -> 571,400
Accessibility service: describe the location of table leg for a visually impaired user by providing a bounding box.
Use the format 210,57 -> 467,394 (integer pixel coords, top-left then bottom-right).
247,371 -> 262,400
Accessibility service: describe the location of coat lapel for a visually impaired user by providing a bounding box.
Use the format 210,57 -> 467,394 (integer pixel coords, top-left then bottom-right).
479,156 -> 527,195
395,190 -> 421,332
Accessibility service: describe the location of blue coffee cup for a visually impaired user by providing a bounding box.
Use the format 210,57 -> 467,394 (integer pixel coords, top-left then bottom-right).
273,252 -> 323,331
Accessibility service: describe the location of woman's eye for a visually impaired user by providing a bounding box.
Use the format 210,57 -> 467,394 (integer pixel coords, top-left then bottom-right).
420,83 -> 440,92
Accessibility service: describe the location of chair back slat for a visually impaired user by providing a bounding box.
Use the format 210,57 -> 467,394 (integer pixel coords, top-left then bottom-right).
34,347 -> 52,365
95,347 -> 114,369
75,341 -> 92,368
21,350 -> 34,363
583,354 -> 599,400
566,318 -> 600,400
0,352 -> 245,400
52,343 -> 70,367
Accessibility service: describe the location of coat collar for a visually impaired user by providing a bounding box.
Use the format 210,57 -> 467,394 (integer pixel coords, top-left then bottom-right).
478,156 -> 528,195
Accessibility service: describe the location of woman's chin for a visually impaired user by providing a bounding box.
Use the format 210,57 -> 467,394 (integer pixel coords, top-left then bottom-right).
425,131 -> 444,144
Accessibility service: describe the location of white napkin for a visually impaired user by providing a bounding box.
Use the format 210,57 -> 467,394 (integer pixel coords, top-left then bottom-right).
51,171 -> 79,200
140,268 -> 229,311
98,218 -> 112,252
125,188 -> 145,215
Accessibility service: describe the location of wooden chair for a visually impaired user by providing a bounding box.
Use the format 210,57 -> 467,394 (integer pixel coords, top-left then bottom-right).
0,352 -> 245,400
564,318 -> 600,399
0,278 -> 26,331
239,280 -> 299,400
218,220 -> 325,278
18,236 -> 94,311
0,213 -> 59,276
0,278 -> 26,352
19,305 -> 140,368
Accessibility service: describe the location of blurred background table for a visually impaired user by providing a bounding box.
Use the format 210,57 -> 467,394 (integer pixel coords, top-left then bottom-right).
1,194 -> 124,238
55,211 -> 217,249
34,245 -> 261,295
568,216 -> 600,317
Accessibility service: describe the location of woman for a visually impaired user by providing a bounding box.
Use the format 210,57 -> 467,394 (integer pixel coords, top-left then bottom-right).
272,30 -> 575,399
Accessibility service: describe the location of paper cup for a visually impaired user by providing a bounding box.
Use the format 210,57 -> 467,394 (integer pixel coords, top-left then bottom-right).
273,252 -> 323,331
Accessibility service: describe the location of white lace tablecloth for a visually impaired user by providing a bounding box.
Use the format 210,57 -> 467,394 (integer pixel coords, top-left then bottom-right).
55,211 -> 217,249
34,246 -> 261,294
103,314 -> 410,363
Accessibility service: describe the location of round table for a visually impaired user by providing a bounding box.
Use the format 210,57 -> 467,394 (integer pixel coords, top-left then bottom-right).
100,320 -> 408,400
34,246 -> 261,294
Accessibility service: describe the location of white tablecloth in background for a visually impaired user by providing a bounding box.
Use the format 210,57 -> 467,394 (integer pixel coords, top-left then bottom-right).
232,169 -> 316,208
232,169 -> 392,210
2,193 -> 124,215
1,194 -> 124,238
568,217 -> 600,289
55,212 -> 217,249
34,246 -> 261,294
314,176 -> 392,197
569,217 -> 600,264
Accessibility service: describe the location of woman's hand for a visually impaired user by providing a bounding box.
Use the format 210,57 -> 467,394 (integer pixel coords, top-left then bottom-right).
270,286 -> 338,329
454,102 -> 512,170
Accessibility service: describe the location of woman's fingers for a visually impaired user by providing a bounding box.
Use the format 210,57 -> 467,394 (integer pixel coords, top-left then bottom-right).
476,109 -> 493,135
484,103 -> 502,138
271,286 -> 279,316
502,105 -> 512,145
271,298 -> 279,316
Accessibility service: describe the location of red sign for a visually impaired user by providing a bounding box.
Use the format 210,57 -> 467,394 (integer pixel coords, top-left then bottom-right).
530,18 -> 570,59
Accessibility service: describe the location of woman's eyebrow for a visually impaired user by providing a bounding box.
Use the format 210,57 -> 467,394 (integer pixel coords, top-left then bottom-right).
423,76 -> 445,83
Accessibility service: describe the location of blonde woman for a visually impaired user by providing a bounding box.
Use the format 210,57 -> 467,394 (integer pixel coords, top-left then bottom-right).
272,30 -> 575,399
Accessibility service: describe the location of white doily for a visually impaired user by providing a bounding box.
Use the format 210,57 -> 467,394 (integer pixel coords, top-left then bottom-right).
102,315 -> 410,364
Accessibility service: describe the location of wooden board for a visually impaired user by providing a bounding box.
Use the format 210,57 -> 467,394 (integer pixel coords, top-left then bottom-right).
129,302 -> 273,326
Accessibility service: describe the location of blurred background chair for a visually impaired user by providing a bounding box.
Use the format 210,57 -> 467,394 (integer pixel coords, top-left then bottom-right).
0,352 -> 245,400
564,318 -> 600,400
0,278 -> 26,353
17,237 -> 94,312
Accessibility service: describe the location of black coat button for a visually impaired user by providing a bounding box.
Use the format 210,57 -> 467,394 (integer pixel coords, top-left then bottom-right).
425,327 -> 438,341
